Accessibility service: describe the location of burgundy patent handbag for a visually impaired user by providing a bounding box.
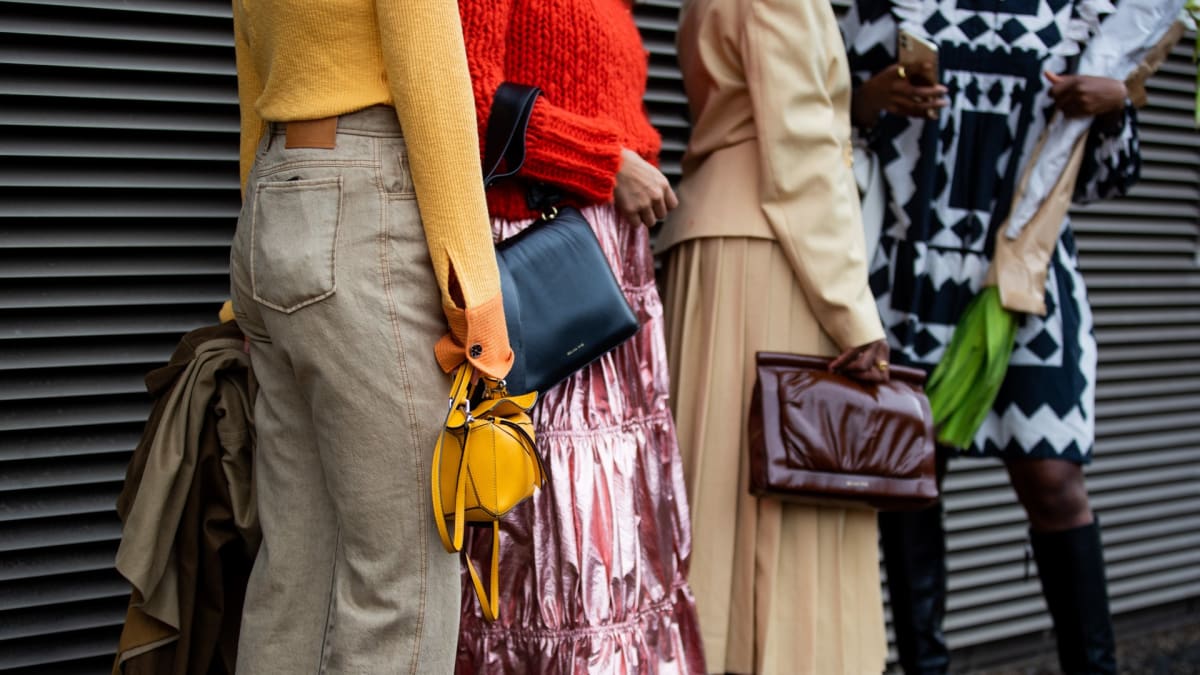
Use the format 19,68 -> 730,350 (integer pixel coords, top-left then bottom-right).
747,352 -> 939,511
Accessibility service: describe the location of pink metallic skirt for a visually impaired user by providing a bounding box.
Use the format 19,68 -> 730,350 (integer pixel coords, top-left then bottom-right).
455,204 -> 705,674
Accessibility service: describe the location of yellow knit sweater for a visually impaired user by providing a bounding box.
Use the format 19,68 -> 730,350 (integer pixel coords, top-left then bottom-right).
232,0 -> 513,378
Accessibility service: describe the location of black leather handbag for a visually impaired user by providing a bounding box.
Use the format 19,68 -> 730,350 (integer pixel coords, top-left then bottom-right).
483,83 -> 640,395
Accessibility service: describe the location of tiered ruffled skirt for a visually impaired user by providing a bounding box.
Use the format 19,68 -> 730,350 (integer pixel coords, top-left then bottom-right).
455,204 -> 705,675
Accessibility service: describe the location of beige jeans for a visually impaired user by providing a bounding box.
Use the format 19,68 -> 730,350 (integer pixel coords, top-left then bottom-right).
229,107 -> 458,673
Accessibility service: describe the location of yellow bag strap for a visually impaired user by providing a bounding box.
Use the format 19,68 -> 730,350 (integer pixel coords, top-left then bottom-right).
463,522 -> 502,622
431,364 -> 473,554
429,365 -> 510,621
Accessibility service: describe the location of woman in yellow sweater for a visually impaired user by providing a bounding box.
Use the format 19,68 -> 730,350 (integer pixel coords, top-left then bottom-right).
227,1 -> 512,671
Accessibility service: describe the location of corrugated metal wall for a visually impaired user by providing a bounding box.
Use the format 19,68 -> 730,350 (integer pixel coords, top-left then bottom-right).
0,0 -> 1195,672
0,0 -> 240,672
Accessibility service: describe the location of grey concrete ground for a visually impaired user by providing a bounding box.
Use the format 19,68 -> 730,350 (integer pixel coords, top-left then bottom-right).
968,619 -> 1200,675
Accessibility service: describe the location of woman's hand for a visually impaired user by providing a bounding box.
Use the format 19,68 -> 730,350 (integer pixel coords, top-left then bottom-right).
1045,72 -> 1127,118
615,148 -> 678,227
829,339 -> 892,384
852,63 -> 949,128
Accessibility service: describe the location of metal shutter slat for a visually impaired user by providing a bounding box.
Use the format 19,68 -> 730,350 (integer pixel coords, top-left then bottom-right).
0,484 -> 126,521
1,132 -> 236,160
0,570 -> 128,612
0,513 -> 123,553
1098,410 -> 1200,437
0,252 -> 232,278
0,428 -> 143,463
0,221 -> 235,247
0,597 -> 128,642
4,0 -> 228,17
0,628 -> 122,670
0,99 -> 237,132
0,399 -> 153,432
0,279 -> 231,311
1,69 -> 236,104
0,542 -> 119,582
1099,428 -> 1200,454
0,40 -> 234,76
0,339 -> 177,370
0,309 -> 224,340
0,369 -> 148,401
0,164 -> 236,189
0,8 -> 231,47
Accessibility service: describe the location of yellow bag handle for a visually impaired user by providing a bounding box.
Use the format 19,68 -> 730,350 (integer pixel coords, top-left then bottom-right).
432,364 -> 474,554
463,523 -> 502,622
429,364 -> 532,623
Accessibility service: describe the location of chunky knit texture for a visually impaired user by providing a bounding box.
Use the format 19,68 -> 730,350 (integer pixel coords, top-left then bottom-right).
231,0 -> 512,377
459,0 -> 663,220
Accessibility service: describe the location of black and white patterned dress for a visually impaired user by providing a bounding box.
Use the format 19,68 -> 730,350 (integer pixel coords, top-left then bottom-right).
841,0 -> 1141,463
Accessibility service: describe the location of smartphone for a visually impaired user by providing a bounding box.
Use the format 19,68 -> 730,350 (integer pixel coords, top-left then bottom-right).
898,29 -> 939,86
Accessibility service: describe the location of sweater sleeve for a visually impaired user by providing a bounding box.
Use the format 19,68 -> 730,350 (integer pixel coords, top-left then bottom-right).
742,0 -> 884,351
376,0 -> 514,378
233,8 -> 265,196
459,0 -> 624,203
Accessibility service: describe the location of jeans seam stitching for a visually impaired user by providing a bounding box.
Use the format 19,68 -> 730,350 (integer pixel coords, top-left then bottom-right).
374,139 -> 386,195
379,194 -> 430,673
317,526 -> 341,674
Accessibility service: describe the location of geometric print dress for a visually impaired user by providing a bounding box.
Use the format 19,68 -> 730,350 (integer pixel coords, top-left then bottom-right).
841,0 -> 1141,464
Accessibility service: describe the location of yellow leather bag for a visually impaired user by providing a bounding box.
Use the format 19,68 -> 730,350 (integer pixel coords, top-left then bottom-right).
431,363 -> 543,621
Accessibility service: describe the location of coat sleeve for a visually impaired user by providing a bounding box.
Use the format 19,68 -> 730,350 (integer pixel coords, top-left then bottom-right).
1072,103 -> 1140,204
740,0 -> 885,350
458,0 -> 624,203
1071,12 -> 1184,205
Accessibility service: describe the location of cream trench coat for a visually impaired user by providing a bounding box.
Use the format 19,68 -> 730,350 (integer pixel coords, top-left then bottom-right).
659,0 -> 888,671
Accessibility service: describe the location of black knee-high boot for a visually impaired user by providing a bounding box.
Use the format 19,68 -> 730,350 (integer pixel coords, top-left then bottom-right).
1030,521 -> 1117,675
879,500 -> 950,675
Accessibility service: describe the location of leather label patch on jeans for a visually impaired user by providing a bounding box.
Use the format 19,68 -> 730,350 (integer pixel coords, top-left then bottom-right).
285,117 -> 338,149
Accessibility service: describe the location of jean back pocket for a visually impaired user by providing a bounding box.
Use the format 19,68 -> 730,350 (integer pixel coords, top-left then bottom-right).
251,176 -> 343,313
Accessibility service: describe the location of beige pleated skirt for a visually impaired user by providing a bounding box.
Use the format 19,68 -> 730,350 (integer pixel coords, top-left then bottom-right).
663,236 -> 887,675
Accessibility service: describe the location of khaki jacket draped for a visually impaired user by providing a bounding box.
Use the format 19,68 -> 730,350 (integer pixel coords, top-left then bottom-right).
113,322 -> 259,674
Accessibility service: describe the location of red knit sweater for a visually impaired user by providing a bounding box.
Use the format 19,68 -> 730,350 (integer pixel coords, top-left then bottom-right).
459,0 -> 662,221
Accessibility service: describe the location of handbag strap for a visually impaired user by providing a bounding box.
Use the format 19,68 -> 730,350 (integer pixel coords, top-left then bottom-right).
483,83 -> 567,213
431,363 -> 474,554
464,523 -> 502,622
429,364 -> 507,622
483,83 -> 542,188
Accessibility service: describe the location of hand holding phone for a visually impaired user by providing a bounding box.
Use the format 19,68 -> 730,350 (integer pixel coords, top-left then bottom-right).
851,30 -> 948,128
898,29 -> 939,87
